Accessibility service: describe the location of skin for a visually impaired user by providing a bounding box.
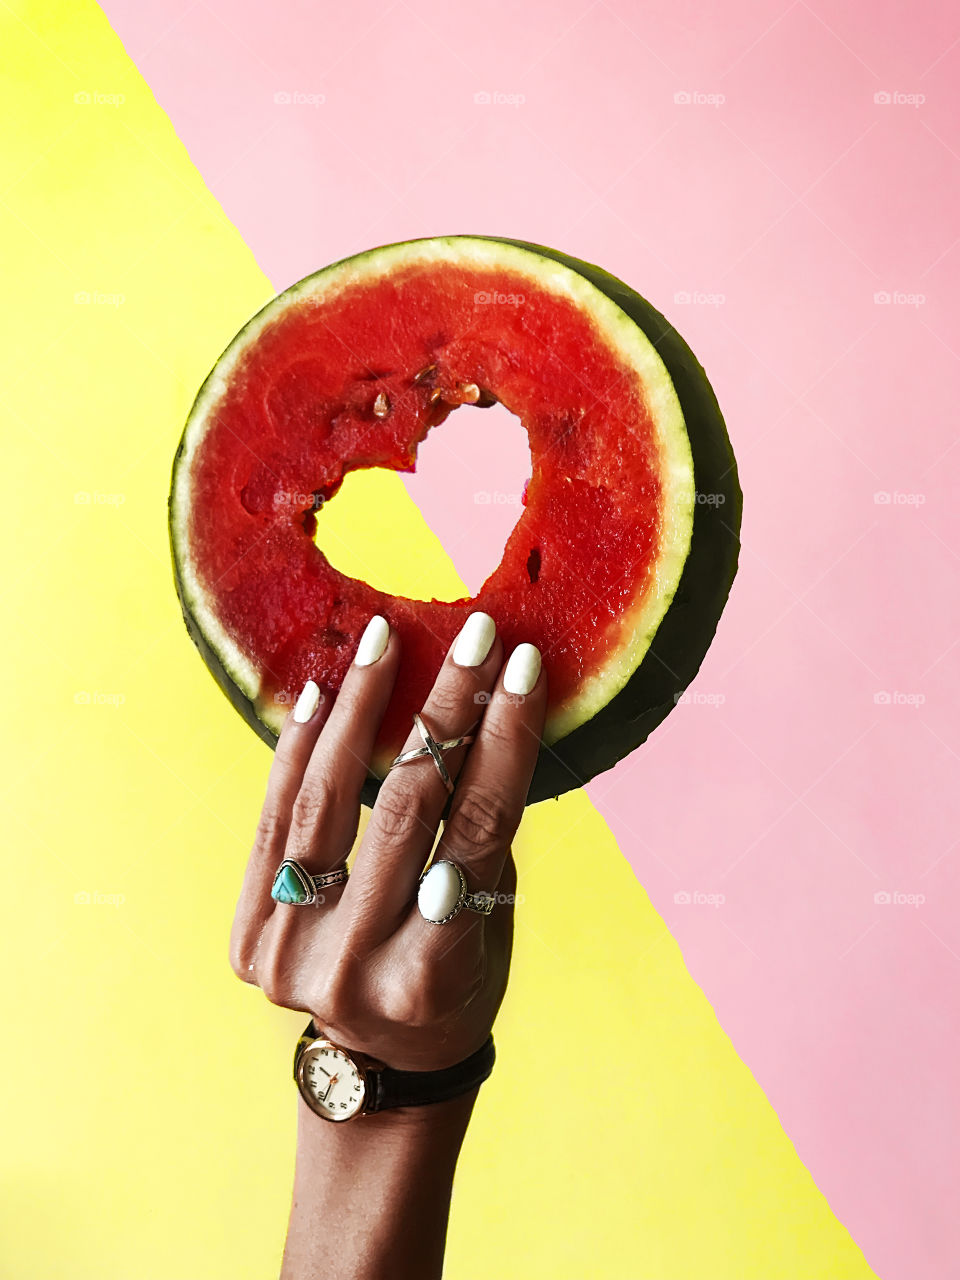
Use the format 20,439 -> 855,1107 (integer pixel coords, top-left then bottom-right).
229,617 -> 547,1279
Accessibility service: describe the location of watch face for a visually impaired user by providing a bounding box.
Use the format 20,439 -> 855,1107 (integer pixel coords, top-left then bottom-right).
298,1040 -> 366,1121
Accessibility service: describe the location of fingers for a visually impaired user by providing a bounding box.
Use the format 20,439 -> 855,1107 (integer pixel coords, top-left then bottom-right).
229,614 -> 398,977
283,615 -> 398,876
340,611 -> 503,936
229,676 -> 333,977
432,643 -> 546,896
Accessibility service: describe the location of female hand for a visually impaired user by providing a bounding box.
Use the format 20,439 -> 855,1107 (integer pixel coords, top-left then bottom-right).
229,611 -> 547,1073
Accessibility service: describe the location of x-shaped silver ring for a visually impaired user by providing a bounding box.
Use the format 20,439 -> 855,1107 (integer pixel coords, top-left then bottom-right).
388,712 -> 478,794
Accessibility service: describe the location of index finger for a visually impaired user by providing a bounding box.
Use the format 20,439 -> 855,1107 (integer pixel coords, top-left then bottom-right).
432,643 -> 546,896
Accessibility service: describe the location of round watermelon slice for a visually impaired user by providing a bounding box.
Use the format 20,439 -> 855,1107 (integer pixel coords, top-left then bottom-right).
169,235 -> 741,805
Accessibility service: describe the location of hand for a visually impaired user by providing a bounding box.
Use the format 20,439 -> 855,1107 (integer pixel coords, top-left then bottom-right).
229,611 -> 547,1073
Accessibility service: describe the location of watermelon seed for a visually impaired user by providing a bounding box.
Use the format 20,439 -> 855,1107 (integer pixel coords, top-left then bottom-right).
526,547 -> 541,584
460,382 -> 480,403
412,364 -> 436,384
373,391 -> 390,418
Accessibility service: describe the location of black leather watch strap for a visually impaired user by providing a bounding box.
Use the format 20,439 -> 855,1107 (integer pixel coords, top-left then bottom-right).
299,1020 -> 495,1112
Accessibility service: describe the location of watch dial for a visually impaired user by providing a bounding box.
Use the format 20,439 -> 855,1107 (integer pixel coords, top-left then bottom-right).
301,1042 -> 365,1120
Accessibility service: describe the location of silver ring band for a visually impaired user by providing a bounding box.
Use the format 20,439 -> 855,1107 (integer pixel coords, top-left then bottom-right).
388,712 -> 477,795
310,867 -> 350,891
391,731 -> 475,766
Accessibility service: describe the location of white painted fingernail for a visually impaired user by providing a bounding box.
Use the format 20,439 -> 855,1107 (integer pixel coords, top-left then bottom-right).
355,614 -> 390,666
503,643 -> 541,696
293,679 -> 321,723
452,611 -> 496,667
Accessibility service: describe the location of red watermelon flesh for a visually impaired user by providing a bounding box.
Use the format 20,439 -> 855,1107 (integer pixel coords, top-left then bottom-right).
186,262 -> 665,774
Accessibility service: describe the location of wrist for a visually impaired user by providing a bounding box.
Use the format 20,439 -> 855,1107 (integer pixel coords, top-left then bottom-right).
293,1019 -> 495,1120
283,1088 -> 477,1280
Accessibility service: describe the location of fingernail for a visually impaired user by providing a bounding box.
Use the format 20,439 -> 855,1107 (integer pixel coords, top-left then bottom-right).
452,611 -> 496,667
503,643 -> 541,696
355,614 -> 390,667
293,679 -> 321,723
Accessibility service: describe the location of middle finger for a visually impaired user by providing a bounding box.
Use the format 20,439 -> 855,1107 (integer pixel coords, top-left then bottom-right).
340,610 -> 502,935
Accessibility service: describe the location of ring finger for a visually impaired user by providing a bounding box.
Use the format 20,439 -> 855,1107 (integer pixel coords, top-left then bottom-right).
280,614 -> 399,896
231,614 -> 399,973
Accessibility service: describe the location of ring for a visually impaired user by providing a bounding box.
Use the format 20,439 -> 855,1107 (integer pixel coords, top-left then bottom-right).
271,858 -> 348,906
417,859 -> 495,925
388,712 -> 477,795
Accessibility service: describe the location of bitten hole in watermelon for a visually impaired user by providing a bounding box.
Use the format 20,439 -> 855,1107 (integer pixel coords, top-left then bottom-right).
170,236 -> 741,802
312,400 -> 533,599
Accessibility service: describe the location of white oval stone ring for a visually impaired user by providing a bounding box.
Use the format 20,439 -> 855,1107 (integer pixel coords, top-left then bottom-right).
417,859 -> 496,925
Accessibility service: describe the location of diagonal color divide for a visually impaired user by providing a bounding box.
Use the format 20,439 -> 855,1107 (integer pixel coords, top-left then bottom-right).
90,2 -> 960,1278
5,0 -> 958,1276
0,4 -> 876,1268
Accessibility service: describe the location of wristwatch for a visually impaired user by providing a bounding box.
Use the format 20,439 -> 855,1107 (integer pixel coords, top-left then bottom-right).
293,1019 -> 496,1122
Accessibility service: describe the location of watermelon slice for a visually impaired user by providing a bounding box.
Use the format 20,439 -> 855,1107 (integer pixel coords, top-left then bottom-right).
169,235 -> 741,804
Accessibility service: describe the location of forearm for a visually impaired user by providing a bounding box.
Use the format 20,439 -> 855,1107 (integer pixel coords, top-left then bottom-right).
280,1091 -> 477,1280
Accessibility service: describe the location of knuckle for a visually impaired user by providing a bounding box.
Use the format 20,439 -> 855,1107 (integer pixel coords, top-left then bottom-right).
255,939 -> 293,1007
309,956 -> 357,1026
229,940 -> 250,983
383,940 -> 482,1029
382,961 -> 436,1028
449,787 -> 517,858
291,764 -> 342,828
371,785 -> 434,845
253,801 -> 288,852
228,918 -> 258,984
423,679 -> 464,728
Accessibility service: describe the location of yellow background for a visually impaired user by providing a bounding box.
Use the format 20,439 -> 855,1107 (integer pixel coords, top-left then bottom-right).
0,3 -> 876,1276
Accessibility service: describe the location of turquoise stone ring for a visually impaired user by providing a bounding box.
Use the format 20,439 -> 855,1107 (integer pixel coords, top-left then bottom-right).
271,859 -> 348,906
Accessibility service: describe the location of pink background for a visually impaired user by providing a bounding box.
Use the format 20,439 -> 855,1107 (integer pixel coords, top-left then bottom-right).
99,2 -> 960,1275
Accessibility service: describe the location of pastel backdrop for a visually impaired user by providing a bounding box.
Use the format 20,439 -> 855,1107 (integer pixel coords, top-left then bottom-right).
0,1 -> 957,1278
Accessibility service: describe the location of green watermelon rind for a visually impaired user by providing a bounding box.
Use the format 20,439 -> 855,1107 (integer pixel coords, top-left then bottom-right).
485,238 -> 742,803
168,234 -> 741,806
